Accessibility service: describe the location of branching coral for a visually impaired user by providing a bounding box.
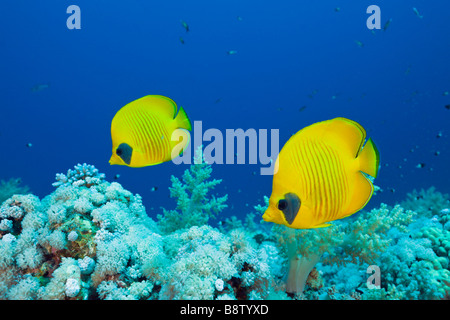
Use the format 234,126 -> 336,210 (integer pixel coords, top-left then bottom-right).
335,204 -> 416,265
267,203 -> 416,297
157,147 -> 228,233
52,163 -> 106,188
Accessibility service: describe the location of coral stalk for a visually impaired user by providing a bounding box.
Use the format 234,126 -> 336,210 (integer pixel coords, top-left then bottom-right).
284,228 -> 321,296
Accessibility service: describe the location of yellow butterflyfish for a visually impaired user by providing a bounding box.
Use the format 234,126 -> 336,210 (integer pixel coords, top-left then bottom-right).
262,117 -> 380,229
109,95 -> 192,167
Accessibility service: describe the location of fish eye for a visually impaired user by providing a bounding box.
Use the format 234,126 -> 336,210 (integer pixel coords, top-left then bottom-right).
116,148 -> 123,156
277,199 -> 288,211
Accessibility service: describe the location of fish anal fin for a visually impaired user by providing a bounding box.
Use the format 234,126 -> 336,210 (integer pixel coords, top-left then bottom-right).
344,172 -> 374,216
311,223 -> 332,229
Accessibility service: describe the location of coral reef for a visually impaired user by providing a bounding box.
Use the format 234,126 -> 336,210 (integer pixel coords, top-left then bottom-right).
0,160 -> 284,300
0,163 -> 162,299
0,158 -> 449,300
401,187 -> 450,217
0,178 -> 30,205
158,225 -> 282,300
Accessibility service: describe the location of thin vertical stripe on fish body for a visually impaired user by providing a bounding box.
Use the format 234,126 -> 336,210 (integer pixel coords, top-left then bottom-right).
122,108 -> 171,164
296,138 -> 349,223
109,95 -> 192,167
263,117 -> 380,229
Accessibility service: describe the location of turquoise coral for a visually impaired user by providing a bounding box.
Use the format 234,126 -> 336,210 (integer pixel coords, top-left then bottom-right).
157,147 -> 228,233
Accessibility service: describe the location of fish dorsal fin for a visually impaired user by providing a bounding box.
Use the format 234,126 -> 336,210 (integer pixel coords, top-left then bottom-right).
129,95 -> 179,120
325,117 -> 366,158
137,95 -> 192,132
299,117 -> 366,160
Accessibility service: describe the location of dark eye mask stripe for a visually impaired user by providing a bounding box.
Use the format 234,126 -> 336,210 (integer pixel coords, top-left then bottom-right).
281,193 -> 301,225
117,143 -> 133,165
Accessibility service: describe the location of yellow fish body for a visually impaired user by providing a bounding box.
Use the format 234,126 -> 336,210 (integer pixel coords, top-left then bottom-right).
109,95 -> 191,167
262,117 -> 380,229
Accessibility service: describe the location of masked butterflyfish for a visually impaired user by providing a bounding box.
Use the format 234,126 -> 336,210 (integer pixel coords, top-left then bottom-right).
262,117 -> 380,229
109,95 -> 192,167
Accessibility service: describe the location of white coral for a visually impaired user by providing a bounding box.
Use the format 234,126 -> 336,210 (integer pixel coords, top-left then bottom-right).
47,204 -> 67,224
78,256 -> 95,275
1,233 -> 16,244
65,278 -> 80,297
73,197 -> 93,214
68,230 -> 78,242
0,219 -> 12,231
215,278 -> 224,291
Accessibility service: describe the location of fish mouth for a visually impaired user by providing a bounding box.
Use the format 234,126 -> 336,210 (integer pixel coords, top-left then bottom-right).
109,156 -> 118,165
262,208 -> 275,222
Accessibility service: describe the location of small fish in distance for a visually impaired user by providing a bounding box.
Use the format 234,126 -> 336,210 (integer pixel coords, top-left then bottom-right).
413,7 -> 423,19
31,83 -> 50,92
383,18 -> 392,31
181,20 -> 189,32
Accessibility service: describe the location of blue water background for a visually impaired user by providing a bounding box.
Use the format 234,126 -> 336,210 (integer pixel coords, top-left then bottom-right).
0,0 -> 449,221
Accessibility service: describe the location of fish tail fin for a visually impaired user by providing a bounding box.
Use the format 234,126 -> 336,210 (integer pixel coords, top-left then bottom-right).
358,138 -> 380,178
175,105 -> 192,131
170,105 -> 192,158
